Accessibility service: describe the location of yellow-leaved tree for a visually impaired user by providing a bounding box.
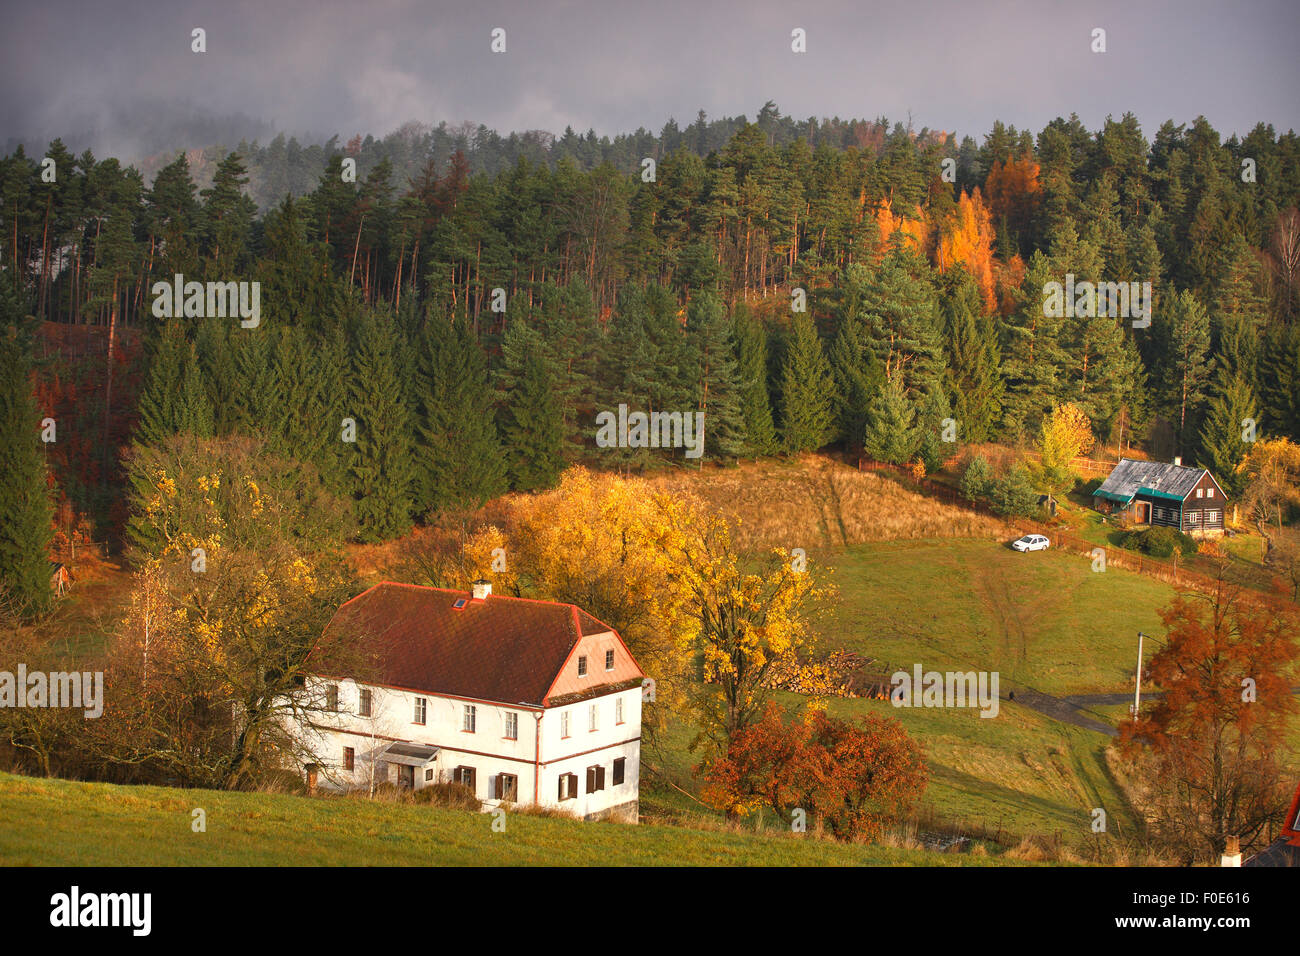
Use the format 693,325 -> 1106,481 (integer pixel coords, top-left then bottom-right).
107,435 -> 360,789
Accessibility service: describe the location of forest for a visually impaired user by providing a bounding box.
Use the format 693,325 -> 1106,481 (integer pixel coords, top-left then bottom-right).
3,103 -> 1300,616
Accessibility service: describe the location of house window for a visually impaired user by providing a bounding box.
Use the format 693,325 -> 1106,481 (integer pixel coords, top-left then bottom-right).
1186,511 -> 1201,526
496,773 -> 518,802
453,766 -> 477,792
1206,510 -> 1221,524
414,697 -> 427,725
358,688 -> 372,717
505,711 -> 518,739
560,711 -> 570,738
589,703 -> 599,732
586,765 -> 606,792
577,655 -> 588,677
1196,487 -> 1203,498
615,697 -> 624,725
558,773 -> 578,801
343,747 -> 354,771
613,757 -> 625,786
463,704 -> 477,733
605,649 -> 615,671
325,683 -> 339,711
1207,487 -> 1215,498
425,769 -> 434,781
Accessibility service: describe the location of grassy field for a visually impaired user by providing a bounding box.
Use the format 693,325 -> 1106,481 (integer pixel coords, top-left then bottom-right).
0,772 -> 1020,867
644,695 -> 1136,847
816,538 -> 1174,696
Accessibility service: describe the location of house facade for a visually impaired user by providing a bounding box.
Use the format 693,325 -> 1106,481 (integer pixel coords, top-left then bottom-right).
295,580 -> 646,822
1092,458 -> 1228,536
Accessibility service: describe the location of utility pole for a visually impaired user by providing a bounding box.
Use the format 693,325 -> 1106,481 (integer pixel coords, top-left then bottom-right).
1131,631 -> 1145,719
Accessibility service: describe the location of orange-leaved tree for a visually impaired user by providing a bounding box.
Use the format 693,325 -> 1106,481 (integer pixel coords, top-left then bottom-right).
1118,579 -> 1299,862
701,702 -> 927,841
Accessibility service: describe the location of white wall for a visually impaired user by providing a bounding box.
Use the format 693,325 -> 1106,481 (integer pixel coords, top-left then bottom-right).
293,677 -> 641,818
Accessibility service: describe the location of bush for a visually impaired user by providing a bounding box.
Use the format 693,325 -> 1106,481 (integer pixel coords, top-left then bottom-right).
1119,525 -> 1197,558
1081,477 -> 1104,497
413,781 -> 481,811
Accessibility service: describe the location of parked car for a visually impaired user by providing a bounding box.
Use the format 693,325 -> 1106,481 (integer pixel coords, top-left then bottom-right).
1011,534 -> 1051,552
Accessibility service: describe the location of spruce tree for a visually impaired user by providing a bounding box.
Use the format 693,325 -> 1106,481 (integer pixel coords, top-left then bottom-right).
779,313 -> 835,453
731,306 -> 778,456
348,309 -> 414,541
415,314 -> 506,517
686,291 -> 745,460
862,377 -> 919,464
1198,376 -> 1258,497
498,320 -> 565,491
0,285 -> 54,618
941,270 -> 1001,443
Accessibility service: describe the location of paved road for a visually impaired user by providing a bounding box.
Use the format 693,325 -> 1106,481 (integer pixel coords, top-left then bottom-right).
1005,686 -> 1300,737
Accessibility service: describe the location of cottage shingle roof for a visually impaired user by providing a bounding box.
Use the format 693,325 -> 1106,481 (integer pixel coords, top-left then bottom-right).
315,582 -> 629,707
1094,458 -> 1207,503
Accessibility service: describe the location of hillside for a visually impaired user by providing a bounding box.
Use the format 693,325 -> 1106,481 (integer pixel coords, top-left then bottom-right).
0,772 -> 1020,867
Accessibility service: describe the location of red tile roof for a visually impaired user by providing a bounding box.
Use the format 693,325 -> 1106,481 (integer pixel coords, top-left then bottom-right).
318,582 -> 628,707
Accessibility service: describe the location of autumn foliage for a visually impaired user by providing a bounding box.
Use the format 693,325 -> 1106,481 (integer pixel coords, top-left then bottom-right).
701,703 -> 927,841
1118,582 -> 1299,861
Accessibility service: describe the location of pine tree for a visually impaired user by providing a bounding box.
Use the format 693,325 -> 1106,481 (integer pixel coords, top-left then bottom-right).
0,284 -> 54,618
1159,289 -> 1215,454
498,319 -> 565,491
779,313 -> 835,453
415,314 -> 506,517
731,306 -> 778,457
348,309 -> 414,541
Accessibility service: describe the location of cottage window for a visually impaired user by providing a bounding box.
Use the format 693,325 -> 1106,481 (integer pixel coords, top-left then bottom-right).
605,650 -> 615,671
505,711 -> 518,740
1196,488 -> 1203,498
453,766 -> 477,792
577,655 -> 588,677
1206,510 -> 1221,524
425,769 -> 434,781
343,747 -> 354,771
325,683 -> 339,712
586,765 -> 606,792
414,697 -> 427,725
496,773 -> 518,802
463,704 -> 477,733
613,757 -> 625,786
358,688 -> 372,717
560,711 -> 570,738
1186,511 -> 1200,526
615,697 -> 624,725
589,703 -> 599,732
1206,487 -> 1215,498
558,773 -> 578,800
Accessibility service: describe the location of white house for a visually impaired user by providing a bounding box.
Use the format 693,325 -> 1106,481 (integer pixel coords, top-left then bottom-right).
294,579 -> 646,821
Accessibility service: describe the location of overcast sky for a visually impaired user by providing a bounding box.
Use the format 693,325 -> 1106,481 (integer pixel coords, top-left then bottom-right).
3,0 -> 1298,159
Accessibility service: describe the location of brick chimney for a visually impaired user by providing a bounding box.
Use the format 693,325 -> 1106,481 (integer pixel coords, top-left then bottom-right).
471,579 -> 492,601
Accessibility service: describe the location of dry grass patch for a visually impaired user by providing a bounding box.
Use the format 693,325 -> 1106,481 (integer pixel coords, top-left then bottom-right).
649,455 -> 1006,553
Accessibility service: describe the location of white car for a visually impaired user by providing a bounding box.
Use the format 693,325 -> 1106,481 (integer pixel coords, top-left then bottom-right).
1011,534 -> 1050,552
